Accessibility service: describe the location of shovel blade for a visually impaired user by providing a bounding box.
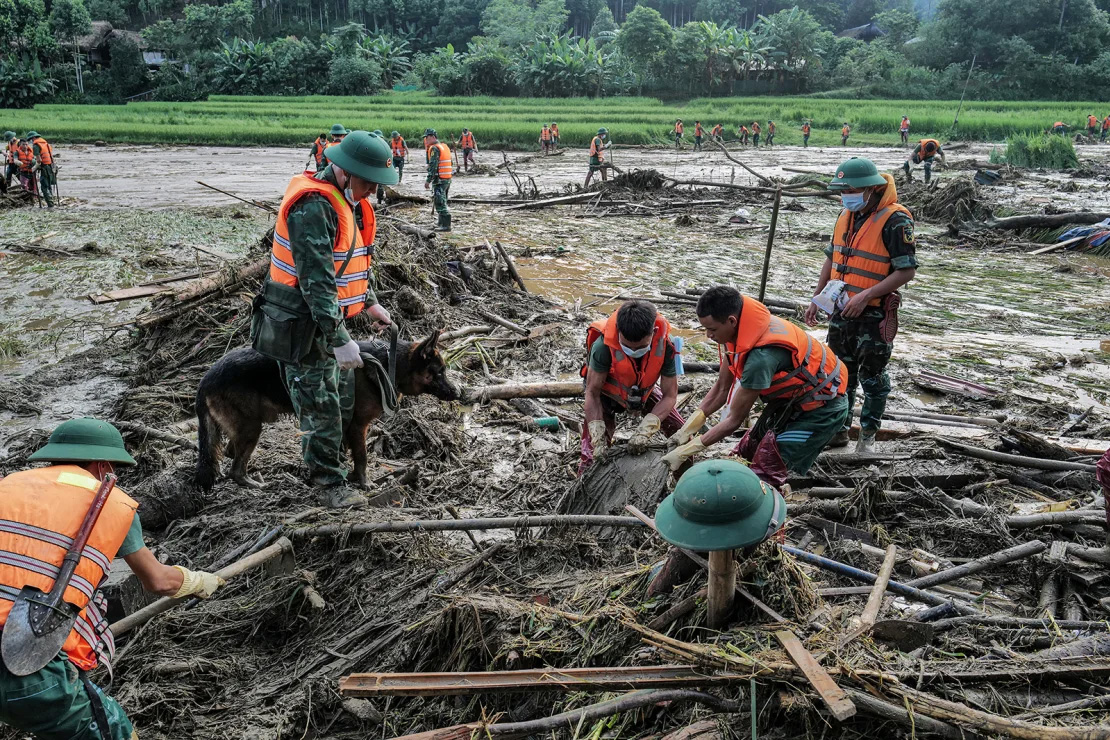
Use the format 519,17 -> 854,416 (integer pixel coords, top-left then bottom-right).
1,587 -> 76,676
871,619 -> 934,653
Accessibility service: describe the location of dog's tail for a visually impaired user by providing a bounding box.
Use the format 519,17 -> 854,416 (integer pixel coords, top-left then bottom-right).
194,382 -> 223,491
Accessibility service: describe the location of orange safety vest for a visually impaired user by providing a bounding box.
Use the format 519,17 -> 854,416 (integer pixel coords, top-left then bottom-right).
460,132 -> 475,149
1103,117 -> 1110,131
722,297 -> 846,413
842,126 -> 850,136
581,311 -> 671,408
326,139 -> 341,149
918,138 -> 940,159
427,142 -> 452,180
5,140 -> 18,164
900,118 -> 910,130
1053,122 -> 1066,129
391,136 -> 407,158
551,125 -> 559,137
1089,115 -> 1098,128
311,137 -> 327,168
711,125 -> 722,136
830,175 -> 912,308
270,172 -> 376,318
589,136 -> 605,160
30,137 -> 52,166
802,124 -> 811,135
0,465 -> 138,672
768,123 -> 775,134
752,123 -> 760,134
675,122 -> 683,134
695,123 -> 703,136
740,126 -> 749,135
16,142 -> 33,170
541,127 -> 551,141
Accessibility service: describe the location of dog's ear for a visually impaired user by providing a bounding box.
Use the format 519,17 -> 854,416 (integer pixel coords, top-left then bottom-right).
416,330 -> 442,363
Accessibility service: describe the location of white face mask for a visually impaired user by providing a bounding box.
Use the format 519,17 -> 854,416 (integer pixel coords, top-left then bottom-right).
620,343 -> 651,359
343,187 -> 356,204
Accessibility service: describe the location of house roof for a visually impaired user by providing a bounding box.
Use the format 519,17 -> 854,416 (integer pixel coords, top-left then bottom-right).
77,21 -> 148,51
837,22 -> 886,41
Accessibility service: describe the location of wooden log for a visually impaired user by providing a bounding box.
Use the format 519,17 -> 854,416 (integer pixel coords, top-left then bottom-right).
648,588 -> 707,631
660,719 -> 724,740
502,192 -> 598,210
382,216 -> 436,239
938,439 -> 1097,472
114,420 -> 197,449
844,688 -> 965,739
170,257 -> 268,304
774,630 -> 856,721
707,550 -> 737,629
906,540 -> 1047,589
860,545 -> 897,627
1033,633 -> 1110,661
492,240 -> 527,292
291,514 -> 645,539
961,210 -> 1110,232
438,325 -> 493,343
110,537 -> 293,636
757,188 -> 781,302
1014,694 -> 1110,720
476,309 -> 529,336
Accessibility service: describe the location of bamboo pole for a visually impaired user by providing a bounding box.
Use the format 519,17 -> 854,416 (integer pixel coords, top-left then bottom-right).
758,188 -> 781,303
707,550 -> 737,629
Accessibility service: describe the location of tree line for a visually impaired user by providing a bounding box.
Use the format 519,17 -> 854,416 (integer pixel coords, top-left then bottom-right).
1,0 -> 1108,107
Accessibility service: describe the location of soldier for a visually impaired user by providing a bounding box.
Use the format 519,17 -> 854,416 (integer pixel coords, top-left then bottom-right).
27,131 -> 55,207
550,122 -> 560,149
801,121 -> 811,148
328,124 -> 348,147
693,121 -> 703,151
390,131 -> 408,181
1,131 -> 16,194
765,120 -> 775,147
584,127 -> 610,188
805,157 -> 917,452
0,418 -> 223,739
251,131 -> 397,508
424,128 -> 452,232
309,132 -> 328,172
459,128 -> 477,172
903,138 -> 946,184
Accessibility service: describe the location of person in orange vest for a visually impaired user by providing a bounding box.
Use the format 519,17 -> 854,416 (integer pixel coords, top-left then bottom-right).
661,286 -> 849,486
1088,114 -> 1099,136
738,124 -> 749,146
26,132 -> 55,207
804,157 -> 917,453
390,130 -> 408,181
841,123 -> 850,145
424,128 -> 453,232
0,418 -> 223,739
903,138 -> 945,184
309,132 -> 328,172
693,121 -> 704,151
584,127 -> 610,187
15,137 -> 34,194
580,300 -> 686,476
672,119 -> 684,149
1102,115 -> 1110,142
458,128 -> 477,172
899,116 -> 910,144
801,121 -> 811,148
1052,121 -> 1070,135
765,120 -> 776,146
710,123 -> 723,143
1,131 -> 17,194
540,124 -> 552,154
327,123 -> 348,147
751,121 -> 760,147
252,131 -> 396,508
550,122 -> 559,148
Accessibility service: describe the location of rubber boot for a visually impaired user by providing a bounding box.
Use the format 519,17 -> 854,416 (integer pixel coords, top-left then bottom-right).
855,431 -> 876,454
324,485 -> 369,509
435,213 -> 452,232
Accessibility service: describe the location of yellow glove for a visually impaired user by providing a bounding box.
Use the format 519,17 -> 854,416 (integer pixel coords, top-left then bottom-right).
629,414 -> 661,452
671,409 -> 707,446
660,436 -> 706,471
172,566 -> 226,599
587,420 -> 609,454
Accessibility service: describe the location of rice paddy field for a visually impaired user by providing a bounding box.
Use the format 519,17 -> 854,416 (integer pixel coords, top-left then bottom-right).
5,91 -> 1106,148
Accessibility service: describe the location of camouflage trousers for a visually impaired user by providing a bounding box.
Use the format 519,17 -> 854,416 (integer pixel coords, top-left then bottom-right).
281,350 -> 355,487
826,313 -> 892,433
432,180 -> 451,217
39,165 -> 56,206
0,656 -> 135,740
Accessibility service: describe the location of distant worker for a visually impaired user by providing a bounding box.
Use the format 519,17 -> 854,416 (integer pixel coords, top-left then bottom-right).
309,132 -> 328,172
1052,121 -> 1069,135
390,130 -> 408,181
551,122 -> 559,149
585,127 -> 610,188
751,121 -> 761,147
805,157 -> 917,453
27,131 -> 55,207
16,136 -> 34,193
0,417 -> 224,740
801,121 -> 811,148
841,123 -> 851,145
738,124 -> 750,146
766,120 -> 775,147
459,128 -> 477,172
694,121 -> 704,151
2,131 -> 17,194
424,129 -> 452,232
1102,115 -> 1110,142
328,123 -> 348,146
899,116 -> 910,144
1088,114 -> 1099,137
580,300 -> 686,476
661,286 -> 849,486
540,124 -> 552,154
903,138 -> 946,184
673,119 -> 684,149
710,123 -> 723,143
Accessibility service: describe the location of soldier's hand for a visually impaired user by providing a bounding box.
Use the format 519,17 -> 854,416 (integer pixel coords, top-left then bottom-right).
172,567 -> 226,599
841,289 -> 872,319
367,304 -> 392,329
332,340 -> 365,370
804,302 -> 821,327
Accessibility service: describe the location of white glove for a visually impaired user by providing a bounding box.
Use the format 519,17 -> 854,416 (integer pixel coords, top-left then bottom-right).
587,420 -> 609,454
172,566 -> 226,599
332,340 -> 364,370
367,303 -> 392,327
660,436 -> 706,471
629,414 -> 661,453
671,410 -> 707,446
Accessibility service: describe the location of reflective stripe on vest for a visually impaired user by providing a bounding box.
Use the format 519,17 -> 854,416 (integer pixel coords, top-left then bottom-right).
722,297 -> 847,413
392,137 -> 406,157
581,311 -> 671,409
31,137 -> 52,165
830,203 -> 911,307
269,172 -> 376,318
541,128 -> 551,141
428,142 -> 452,179
461,133 -> 475,148
589,137 -> 604,158
0,465 -> 138,671
16,143 -> 32,169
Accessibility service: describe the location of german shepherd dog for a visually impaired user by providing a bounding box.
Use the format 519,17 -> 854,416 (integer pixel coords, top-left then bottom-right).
194,331 -> 458,490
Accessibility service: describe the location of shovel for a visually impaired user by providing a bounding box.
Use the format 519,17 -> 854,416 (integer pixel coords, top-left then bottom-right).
1,473 -> 117,676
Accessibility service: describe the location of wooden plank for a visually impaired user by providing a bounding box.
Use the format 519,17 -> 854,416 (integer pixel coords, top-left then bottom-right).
774,630 -> 856,721
339,665 -> 749,697
861,545 -> 898,627
1030,235 -> 1086,255
707,550 -> 737,629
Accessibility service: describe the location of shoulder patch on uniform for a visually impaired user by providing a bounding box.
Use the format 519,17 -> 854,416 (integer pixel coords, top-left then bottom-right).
901,222 -> 915,244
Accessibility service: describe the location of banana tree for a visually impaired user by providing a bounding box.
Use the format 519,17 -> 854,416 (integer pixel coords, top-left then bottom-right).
358,34 -> 411,88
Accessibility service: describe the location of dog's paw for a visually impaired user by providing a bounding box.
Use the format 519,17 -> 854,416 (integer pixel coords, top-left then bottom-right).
233,475 -> 264,490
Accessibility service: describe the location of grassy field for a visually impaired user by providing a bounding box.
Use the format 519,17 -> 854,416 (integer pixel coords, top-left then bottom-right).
3,91 -> 1105,148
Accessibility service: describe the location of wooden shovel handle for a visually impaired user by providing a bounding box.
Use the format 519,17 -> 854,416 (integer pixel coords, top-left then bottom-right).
49,474 -> 117,603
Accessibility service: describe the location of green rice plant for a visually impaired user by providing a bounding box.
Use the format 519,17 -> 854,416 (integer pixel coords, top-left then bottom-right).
1001,133 -> 1079,169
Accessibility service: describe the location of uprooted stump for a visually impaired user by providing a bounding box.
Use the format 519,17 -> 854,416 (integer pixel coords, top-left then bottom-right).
556,445 -> 670,540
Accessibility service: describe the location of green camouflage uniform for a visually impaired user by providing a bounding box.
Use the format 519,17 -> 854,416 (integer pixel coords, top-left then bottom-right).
33,140 -> 55,207
426,145 -> 451,219
281,166 -> 377,487
823,212 -> 917,434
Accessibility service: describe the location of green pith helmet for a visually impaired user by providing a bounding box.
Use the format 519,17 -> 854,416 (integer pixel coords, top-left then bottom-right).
25,131 -> 38,139
391,130 -> 400,137
329,123 -> 348,137
28,418 -> 137,466
3,131 -> 14,141
423,128 -> 437,138
655,460 -> 785,551
828,157 -> 887,191
324,130 -> 399,186
597,127 -> 608,135
371,129 -> 383,138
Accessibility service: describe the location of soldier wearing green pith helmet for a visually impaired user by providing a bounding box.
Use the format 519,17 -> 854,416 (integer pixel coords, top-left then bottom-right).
328,123 -> 348,147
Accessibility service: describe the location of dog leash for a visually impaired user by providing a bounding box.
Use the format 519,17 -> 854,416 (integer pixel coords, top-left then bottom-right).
388,323 -> 399,390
